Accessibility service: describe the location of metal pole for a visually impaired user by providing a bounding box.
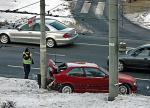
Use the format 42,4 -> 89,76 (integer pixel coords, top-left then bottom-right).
40,0 -> 47,89
108,0 -> 119,101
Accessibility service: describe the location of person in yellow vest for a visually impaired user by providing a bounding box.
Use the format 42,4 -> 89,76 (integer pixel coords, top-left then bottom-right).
23,48 -> 34,79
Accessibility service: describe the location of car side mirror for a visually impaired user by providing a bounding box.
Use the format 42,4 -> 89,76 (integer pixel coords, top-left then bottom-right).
126,49 -> 133,54
104,74 -> 109,78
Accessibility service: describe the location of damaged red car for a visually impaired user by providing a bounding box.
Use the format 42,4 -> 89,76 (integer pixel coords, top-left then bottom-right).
47,59 -> 137,94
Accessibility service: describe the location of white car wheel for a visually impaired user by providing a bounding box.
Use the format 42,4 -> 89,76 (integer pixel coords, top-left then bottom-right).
118,85 -> 130,95
0,34 -> 9,44
46,38 -> 55,48
60,85 -> 73,93
118,61 -> 124,72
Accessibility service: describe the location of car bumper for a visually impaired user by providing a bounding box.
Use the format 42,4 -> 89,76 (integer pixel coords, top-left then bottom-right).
56,34 -> 78,46
131,85 -> 137,93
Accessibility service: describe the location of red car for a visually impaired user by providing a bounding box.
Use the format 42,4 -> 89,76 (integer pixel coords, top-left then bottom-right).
47,59 -> 137,94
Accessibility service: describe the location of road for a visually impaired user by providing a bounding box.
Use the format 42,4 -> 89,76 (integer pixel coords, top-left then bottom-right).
0,35 -> 150,95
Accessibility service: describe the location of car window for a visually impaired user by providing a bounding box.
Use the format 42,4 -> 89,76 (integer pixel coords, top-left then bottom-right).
49,21 -> 67,30
68,68 -> 84,77
33,23 -> 40,31
84,68 -> 106,77
134,48 -> 150,57
20,24 -> 31,31
33,23 -> 50,31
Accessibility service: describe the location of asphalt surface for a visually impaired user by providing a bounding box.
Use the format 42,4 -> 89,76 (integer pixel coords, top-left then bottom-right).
0,36 -> 150,95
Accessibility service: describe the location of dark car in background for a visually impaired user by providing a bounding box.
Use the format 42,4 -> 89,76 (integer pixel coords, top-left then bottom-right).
47,59 -> 137,94
118,44 -> 150,71
0,18 -> 78,48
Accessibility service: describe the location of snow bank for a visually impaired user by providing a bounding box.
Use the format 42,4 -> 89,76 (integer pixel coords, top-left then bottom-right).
125,11 -> 150,30
0,77 -> 150,108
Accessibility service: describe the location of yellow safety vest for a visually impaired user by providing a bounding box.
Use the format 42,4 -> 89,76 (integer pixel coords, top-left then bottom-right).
23,52 -> 32,64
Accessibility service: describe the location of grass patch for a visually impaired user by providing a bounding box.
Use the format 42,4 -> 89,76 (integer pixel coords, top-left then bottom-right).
123,0 -> 150,14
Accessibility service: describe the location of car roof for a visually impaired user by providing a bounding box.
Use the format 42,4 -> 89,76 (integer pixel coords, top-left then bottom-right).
140,44 -> 150,47
66,62 -> 99,68
36,18 -> 56,24
133,44 -> 150,50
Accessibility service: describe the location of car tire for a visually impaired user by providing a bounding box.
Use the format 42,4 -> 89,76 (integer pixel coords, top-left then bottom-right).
118,84 -> 131,95
59,84 -> 73,93
118,61 -> 124,72
0,34 -> 9,44
46,38 -> 56,48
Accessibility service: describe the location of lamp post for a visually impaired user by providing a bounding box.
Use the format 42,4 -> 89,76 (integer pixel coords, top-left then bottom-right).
108,0 -> 119,101
40,0 -> 47,89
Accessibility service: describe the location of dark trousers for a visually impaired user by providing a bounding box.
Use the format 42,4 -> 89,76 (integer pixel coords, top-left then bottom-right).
23,64 -> 31,79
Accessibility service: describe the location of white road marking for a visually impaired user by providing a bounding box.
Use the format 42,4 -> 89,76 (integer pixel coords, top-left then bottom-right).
76,43 -> 133,50
8,65 -> 39,70
34,52 -> 66,56
80,2 -> 91,13
95,2 -> 105,15
76,43 -> 108,47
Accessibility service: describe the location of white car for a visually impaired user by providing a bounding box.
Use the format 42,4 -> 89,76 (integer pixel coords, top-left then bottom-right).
0,18 -> 78,48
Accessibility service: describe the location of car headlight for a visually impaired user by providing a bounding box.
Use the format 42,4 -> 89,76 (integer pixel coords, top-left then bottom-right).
133,82 -> 136,86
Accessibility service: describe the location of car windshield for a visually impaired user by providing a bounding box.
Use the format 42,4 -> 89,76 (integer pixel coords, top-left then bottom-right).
49,21 -> 67,30
100,66 -> 109,75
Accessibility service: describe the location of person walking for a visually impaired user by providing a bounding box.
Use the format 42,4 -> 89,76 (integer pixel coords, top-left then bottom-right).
22,47 -> 34,79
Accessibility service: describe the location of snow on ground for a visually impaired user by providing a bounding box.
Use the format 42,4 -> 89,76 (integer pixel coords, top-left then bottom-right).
0,0 -> 150,30
0,0 -> 75,25
0,77 -> 150,108
125,11 -> 150,30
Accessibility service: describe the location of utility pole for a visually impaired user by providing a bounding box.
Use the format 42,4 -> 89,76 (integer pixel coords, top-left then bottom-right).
108,0 -> 119,101
40,0 -> 47,89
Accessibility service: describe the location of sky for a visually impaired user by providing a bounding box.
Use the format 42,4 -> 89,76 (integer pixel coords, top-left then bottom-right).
0,0 -> 150,107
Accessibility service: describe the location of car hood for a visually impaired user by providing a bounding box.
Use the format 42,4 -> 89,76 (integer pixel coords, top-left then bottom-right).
118,73 -> 136,82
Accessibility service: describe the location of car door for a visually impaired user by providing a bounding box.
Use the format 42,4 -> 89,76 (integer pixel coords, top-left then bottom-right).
67,67 -> 87,92
10,24 -> 34,43
32,23 -> 50,43
126,47 -> 150,69
84,67 -> 109,93
139,47 -> 150,69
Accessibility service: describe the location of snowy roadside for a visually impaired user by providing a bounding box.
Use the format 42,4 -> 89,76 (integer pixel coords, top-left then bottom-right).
124,12 -> 150,30
1,0 -> 150,31
0,77 -> 150,108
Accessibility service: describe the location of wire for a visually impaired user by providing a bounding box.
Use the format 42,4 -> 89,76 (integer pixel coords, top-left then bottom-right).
13,1 -> 40,11
0,0 -> 149,25
47,1 -> 66,14
0,9 -> 150,25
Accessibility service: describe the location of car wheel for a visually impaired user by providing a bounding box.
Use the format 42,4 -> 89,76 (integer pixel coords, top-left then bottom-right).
46,38 -> 56,48
0,34 -> 9,44
60,84 -> 73,93
118,61 -> 124,72
118,84 -> 131,95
